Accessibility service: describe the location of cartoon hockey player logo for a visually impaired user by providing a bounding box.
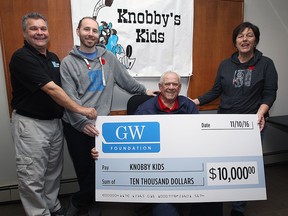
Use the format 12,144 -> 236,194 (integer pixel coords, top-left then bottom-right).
92,0 -> 136,70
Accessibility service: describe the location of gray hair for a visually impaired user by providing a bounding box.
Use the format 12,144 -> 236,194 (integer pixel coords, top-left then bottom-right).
22,12 -> 48,31
159,71 -> 181,84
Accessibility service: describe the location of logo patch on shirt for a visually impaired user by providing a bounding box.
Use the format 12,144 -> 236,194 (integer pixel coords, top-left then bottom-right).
101,122 -> 160,153
233,69 -> 252,88
88,70 -> 105,91
51,61 -> 60,68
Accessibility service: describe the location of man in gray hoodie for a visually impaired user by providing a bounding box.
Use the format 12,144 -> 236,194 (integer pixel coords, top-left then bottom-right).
60,16 -> 157,215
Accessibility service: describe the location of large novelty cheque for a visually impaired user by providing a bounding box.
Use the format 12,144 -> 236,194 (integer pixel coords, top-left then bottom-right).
95,114 -> 266,203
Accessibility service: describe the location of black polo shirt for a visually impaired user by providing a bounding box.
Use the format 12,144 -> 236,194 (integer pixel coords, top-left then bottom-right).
10,41 -> 64,119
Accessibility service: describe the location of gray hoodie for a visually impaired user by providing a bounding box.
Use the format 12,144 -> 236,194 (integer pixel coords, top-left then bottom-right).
60,44 -> 146,132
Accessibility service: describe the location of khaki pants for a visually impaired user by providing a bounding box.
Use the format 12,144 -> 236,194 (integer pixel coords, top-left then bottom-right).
11,111 -> 64,216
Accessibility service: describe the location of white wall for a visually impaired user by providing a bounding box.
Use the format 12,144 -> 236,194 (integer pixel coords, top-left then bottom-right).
0,0 -> 288,191
245,0 -> 288,116
0,44 -> 17,186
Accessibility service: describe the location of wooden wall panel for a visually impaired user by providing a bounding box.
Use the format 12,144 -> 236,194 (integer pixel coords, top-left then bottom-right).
47,0 -> 73,60
0,0 -> 243,114
188,0 -> 244,110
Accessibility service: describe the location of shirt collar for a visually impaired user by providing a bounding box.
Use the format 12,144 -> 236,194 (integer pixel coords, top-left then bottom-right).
158,94 -> 179,113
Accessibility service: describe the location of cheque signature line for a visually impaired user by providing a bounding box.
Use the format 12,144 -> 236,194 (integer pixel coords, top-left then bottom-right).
201,128 -> 254,130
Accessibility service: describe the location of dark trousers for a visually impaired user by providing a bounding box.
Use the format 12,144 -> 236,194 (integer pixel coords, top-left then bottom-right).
189,202 -> 223,216
136,202 -> 223,216
62,121 -> 95,208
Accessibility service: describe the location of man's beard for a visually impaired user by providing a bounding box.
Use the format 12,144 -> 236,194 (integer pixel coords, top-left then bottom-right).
80,37 -> 98,48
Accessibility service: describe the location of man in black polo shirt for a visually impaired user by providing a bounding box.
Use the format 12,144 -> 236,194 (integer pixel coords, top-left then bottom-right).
9,12 -> 97,216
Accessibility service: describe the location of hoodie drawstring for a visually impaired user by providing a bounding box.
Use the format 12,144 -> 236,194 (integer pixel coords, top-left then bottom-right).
99,57 -> 106,86
83,57 -> 106,87
83,58 -> 91,70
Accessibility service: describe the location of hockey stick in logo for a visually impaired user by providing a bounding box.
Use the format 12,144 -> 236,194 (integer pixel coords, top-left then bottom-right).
92,0 -> 114,19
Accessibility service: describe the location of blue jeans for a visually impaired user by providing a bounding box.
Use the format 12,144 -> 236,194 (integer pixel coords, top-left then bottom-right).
152,203 -> 180,216
232,201 -> 247,213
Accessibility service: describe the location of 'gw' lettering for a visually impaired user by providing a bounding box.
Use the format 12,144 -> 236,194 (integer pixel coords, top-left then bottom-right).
115,125 -> 146,140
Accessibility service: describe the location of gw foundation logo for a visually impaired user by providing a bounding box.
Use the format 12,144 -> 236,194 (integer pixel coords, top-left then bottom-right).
102,122 -> 160,153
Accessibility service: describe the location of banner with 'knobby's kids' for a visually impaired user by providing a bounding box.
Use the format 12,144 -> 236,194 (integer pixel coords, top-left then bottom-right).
70,0 -> 194,77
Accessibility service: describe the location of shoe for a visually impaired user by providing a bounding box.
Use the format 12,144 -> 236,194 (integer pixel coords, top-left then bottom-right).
231,209 -> 244,216
51,207 -> 66,216
88,203 -> 102,216
65,197 -> 80,216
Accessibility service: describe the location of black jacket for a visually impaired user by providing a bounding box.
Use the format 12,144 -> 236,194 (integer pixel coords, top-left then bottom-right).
198,49 -> 278,115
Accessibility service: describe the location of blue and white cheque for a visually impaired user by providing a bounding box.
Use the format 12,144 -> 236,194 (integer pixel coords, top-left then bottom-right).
95,114 -> 266,203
